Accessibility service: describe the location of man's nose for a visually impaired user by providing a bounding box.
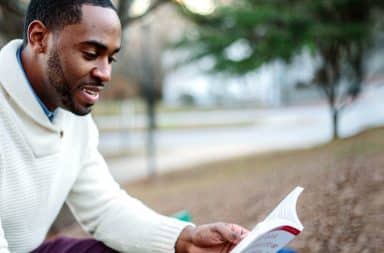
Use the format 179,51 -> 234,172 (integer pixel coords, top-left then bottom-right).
92,60 -> 112,83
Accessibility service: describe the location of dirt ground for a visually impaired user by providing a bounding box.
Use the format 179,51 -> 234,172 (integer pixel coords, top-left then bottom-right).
57,127 -> 384,253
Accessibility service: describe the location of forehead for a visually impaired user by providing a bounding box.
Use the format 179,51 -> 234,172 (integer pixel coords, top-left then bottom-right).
57,5 -> 121,50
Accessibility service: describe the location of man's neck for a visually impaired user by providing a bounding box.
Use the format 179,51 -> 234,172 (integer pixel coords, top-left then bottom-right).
18,46 -> 56,121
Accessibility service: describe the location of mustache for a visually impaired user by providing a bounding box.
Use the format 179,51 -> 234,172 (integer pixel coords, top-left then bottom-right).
71,82 -> 105,94
78,82 -> 105,91
81,81 -> 105,88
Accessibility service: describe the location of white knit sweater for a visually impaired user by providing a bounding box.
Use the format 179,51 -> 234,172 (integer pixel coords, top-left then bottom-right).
0,40 -> 190,253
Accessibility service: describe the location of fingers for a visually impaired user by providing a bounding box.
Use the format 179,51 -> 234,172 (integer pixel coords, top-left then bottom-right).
228,223 -> 249,239
188,223 -> 249,250
212,223 -> 249,244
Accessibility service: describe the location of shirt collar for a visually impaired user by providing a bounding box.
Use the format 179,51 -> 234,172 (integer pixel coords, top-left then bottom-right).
16,46 -> 56,122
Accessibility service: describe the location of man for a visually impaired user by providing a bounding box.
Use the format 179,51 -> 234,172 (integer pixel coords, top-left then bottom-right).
0,0 -> 248,253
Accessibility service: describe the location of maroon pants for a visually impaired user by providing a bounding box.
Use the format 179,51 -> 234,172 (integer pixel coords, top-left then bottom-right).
31,237 -> 119,253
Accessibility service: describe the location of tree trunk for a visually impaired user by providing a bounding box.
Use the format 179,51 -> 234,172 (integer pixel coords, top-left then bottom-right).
331,107 -> 339,140
141,21 -> 157,177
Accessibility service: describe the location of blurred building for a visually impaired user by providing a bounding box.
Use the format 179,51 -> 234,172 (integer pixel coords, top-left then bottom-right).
163,48 -> 323,107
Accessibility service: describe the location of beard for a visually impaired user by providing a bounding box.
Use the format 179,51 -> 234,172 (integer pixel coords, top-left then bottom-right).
47,49 -> 92,116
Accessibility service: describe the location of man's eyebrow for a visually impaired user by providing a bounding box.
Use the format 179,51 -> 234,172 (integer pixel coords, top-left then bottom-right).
80,40 -> 120,53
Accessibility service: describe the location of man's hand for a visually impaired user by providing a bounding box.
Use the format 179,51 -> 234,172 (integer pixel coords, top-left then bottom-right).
175,223 -> 249,253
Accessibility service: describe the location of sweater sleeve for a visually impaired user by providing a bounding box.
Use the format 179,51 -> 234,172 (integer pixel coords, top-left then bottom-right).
0,217 -> 10,253
66,118 -> 192,253
0,154 -> 10,253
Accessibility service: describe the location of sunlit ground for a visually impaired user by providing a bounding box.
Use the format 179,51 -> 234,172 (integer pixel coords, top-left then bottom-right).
125,127 -> 384,253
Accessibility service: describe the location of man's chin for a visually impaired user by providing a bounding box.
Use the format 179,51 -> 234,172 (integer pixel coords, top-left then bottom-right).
65,103 -> 93,116
73,108 -> 92,116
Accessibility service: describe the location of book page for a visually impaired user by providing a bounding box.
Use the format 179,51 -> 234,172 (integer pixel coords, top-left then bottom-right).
263,187 -> 304,228
231,187 -> 304,253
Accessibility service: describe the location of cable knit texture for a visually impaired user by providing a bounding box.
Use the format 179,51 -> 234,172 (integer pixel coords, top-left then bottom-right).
0,40 -> 191,253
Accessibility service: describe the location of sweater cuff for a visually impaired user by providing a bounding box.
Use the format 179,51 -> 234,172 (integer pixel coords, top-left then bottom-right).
150,216 -> 194,253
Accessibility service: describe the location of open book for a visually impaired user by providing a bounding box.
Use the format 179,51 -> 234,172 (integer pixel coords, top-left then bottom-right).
231,187 -> 304,253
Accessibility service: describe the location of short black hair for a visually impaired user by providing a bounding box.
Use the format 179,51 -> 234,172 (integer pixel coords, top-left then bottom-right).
23,0 -> 116,44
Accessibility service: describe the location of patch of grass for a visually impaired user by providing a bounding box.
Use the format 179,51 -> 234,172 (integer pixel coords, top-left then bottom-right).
93,99 -> 258,116
98,121 -> 254,133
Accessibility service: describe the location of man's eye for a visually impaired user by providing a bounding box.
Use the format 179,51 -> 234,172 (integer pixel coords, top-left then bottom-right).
83,52 -> 97,60
108,56 -> 117,64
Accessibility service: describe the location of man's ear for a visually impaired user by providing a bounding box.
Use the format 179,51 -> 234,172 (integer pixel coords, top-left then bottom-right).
27,20 -> 50,54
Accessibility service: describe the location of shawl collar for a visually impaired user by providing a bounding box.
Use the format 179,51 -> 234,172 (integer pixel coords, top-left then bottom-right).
0,40 -> 69,157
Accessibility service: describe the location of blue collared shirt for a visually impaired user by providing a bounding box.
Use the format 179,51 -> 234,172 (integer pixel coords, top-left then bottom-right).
16,47 -> 56,122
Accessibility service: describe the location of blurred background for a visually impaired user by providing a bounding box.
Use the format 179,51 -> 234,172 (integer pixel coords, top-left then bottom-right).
1,0 -> 383,252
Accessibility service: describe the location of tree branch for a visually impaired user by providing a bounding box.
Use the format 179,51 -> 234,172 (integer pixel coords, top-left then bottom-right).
318,84 -> 331,101
120,0 -> 170,28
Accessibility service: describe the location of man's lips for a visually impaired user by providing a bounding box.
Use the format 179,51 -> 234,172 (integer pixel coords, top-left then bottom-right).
78,84 -> 104,105
82,84 -> 104,96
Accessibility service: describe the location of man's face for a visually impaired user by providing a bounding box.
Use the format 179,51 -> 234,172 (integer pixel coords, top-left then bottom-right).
44,5 -> 121,115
